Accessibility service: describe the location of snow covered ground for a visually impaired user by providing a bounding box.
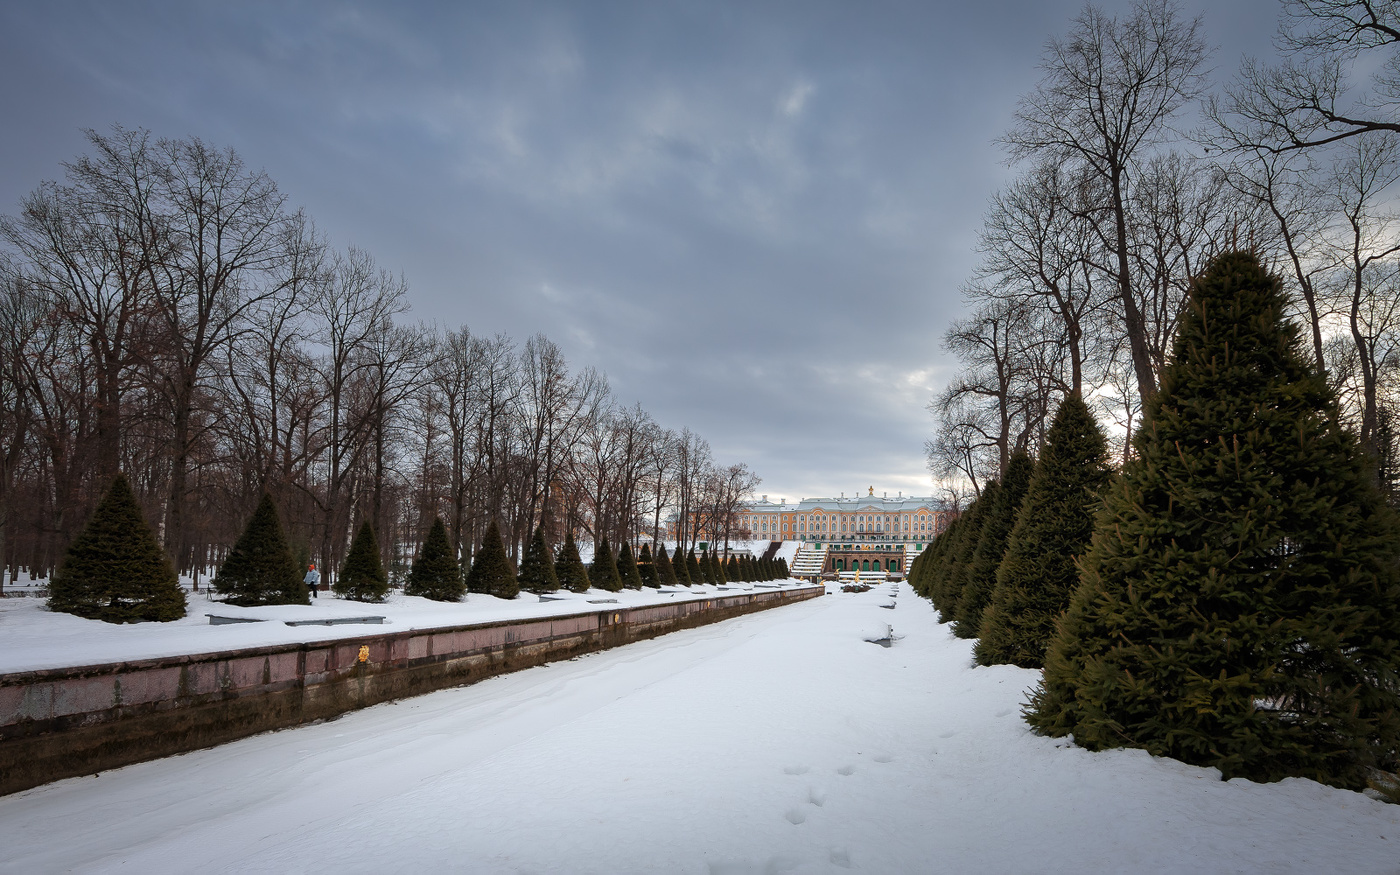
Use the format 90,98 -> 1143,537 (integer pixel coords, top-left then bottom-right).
0,579 -> 808,674
2,580 -> 1395,874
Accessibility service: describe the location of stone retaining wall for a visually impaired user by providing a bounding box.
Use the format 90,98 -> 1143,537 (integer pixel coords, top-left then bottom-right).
0,586 -> 823,796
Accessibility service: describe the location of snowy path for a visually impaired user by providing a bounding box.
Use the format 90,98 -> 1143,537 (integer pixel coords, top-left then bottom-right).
1,582 -> 1396,874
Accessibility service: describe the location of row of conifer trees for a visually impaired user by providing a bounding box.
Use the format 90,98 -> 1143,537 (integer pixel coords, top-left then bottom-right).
46,478 -> 791,620
909,251 -> 1400,794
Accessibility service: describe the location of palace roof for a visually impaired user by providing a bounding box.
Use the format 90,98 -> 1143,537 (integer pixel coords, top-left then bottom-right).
743,494 -> 949,513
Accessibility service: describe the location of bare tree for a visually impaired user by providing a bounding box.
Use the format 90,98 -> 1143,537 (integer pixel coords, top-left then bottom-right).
1225,1 -> 1400,154
1324,132 -> 1400,448
1003,0 -> 1209,401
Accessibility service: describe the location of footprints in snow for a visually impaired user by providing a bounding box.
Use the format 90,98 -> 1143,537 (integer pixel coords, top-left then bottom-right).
758,756 -> 896,869
779,754 -> 893,822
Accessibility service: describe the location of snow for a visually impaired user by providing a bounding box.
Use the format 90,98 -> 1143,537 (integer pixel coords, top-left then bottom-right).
1,580 -> 1395,873
0,581 -> 806,675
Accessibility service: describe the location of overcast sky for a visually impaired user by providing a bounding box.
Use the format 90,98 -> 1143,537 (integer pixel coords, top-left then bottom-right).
0,0 -> 1282,503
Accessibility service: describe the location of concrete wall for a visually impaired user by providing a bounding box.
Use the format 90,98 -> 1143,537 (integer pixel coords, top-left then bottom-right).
0,586 -> 822,796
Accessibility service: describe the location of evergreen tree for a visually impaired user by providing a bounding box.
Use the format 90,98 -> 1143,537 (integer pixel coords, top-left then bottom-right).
654,542 -> 677,586
405,516 -> 467,601
710,550 -> 727,584
685,548 -> 700,584
672,543 -> 691,585
49,473 -> 186,623
917,512 -> 963,600
466,518 -> 518,599
517,523 -> 559,595
777,557 -> 789,578
214,493 -> 308,607
1026,251 -> 1400,790
555,531 -> 591,593
638,543 -> 660,587
954,452 -> 1034,638
935,482 -> 998,619
976,397 -> 1112,667
618,541 -> 644,590
691,548 -> 709,584
335,520 -> 390,602
1376,405 -> 1399,509
591,537 -> 623,592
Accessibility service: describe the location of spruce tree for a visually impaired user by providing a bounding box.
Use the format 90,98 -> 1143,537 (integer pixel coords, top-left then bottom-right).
466,518 -> 518,599
1026,251 -> 1400,790
777,557 -> 789,579
405,516 -> 467,601
517,523 -> 559,595
213,493 -> 307,606
710,550 -> 727,584
555,531 -> 591,593
935,481 -> 998,619
673,544 -> 691,585
591,537 -> 623,592
335,520 -> 390,602
976,396 -> 1111,667
49,473 -> 186,623
954,452 -> 1034,638
618,541 -> 644,590
685,547 -> 700,584
638,543 -> 660,587
655,542 -> 677,586
917,512 -> 961,600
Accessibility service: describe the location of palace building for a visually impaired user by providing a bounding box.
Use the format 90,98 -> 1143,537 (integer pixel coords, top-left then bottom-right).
665,488 -> 954,578
736,488 -> 954,548
736,489 -> 955,578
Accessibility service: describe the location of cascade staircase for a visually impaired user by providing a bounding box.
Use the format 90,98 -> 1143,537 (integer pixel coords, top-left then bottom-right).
789,543 -> 829,580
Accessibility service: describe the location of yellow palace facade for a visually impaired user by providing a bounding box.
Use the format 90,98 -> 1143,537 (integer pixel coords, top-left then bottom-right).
737,489 -> 953,549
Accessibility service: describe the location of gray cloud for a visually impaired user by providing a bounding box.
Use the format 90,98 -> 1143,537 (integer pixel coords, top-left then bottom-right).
0,0 -> 1281,501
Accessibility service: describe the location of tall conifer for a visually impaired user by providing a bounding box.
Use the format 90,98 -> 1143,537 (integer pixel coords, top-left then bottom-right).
936,481 -> 998,619
49,473 -> 186,623
336,520 -> 390,602
591,537 -> 623,592
555,532 -> 591,593
1026,252 -> 1400,790
618,541 -> 644,590
954,452 -> 1034,638
518,523 -> 559,595
685,548 -> 700,584
215,493 -> 308,606
406,516 -> 466,601
638,543 -> 659,587
466,518 -> 518,599
654,542 -> 677,586
975,397 -> 1111,666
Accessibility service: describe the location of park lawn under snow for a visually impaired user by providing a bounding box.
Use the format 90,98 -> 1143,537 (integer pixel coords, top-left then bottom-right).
0,580 -> 806,675
0,534 -> 800,672
1,581 -> 1395,874
0,540 -> 803,675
